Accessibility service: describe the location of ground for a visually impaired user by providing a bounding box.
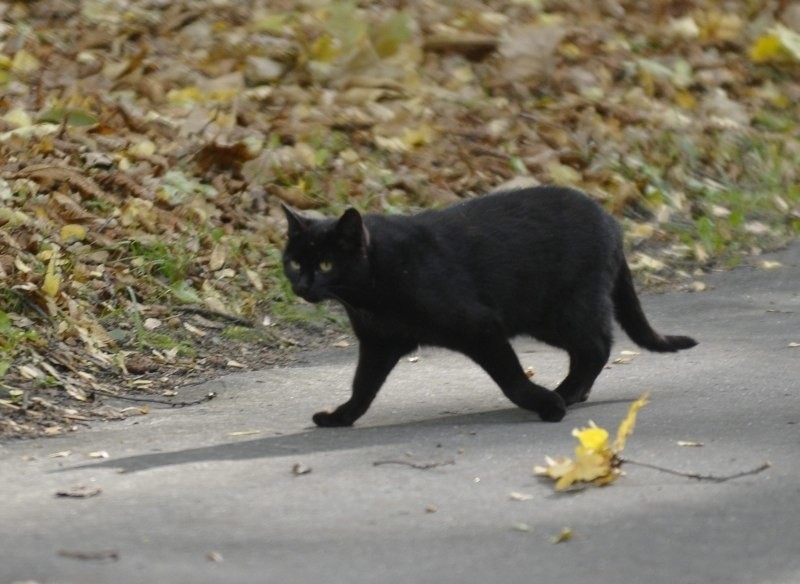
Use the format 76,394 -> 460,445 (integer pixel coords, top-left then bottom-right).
1,242 -> 798,583
2,0 -> 800,438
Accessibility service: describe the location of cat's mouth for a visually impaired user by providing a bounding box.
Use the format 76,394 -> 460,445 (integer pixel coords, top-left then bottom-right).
292,286 -> 325,303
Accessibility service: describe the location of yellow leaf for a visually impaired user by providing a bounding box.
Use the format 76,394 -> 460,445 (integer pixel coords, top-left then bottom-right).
572,424 -> 609,452
675,90 -> 697,109
571,446 -> 612,482
545,160 -> 582,185
402,124 -> 436,148
310,34 -> 339,63
60,224 -> 87,242
551,528 -> 573,543
166,87 -> 203,106
537,392 -> 650,491
613,391 -> 649,453
41,253 -> 60,298
2,108 -> 32,129
129,140 -> 156,157
589,470 -> 622,489
534,455 -> 575,479
11,49 -> 40,75
750,25 -> 800,64
554,469 -> 579,491
750,35 -> 782,63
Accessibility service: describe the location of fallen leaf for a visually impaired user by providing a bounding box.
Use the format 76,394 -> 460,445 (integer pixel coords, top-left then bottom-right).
292,463 -> 312,476
677,440 -> 704,447
3,108 -> 33,128
183,322 -> 207,337
509,492 -> 533,501
246,269 -> 264,292
551,527 -> 573,543
760,260 -> 782,270
209,245 -> 226,271
195,142 -> 257,173
60,224 -> 88,242
41,253 -> 60,298
38,107 -> 98,127
750,25 -> 800,63
535,392 -> 649,491
228,430 -> 261,436
11,49 -> 40,74
125,354 -> 159,374
613,392 -> 649,452
18,364 -> 45,379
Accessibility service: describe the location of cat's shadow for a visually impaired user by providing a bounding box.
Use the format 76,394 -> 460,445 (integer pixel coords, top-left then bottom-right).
57,399 -> 631,474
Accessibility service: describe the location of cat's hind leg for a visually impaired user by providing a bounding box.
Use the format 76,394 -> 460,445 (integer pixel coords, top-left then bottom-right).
553,322 -> 612,406
460,335 -> 566,422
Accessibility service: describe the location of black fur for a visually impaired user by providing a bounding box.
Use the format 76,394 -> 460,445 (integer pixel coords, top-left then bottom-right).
282,186 -> 697,427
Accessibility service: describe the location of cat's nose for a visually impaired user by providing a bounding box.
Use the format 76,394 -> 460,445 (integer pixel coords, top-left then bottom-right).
293,277 -> 317,301
293,282 -> 310,296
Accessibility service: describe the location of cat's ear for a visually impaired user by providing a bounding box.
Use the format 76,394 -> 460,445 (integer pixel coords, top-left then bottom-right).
336,208 -> 370,253
282,203 -> 309,235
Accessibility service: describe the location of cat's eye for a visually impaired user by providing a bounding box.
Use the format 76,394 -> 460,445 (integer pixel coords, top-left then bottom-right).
288,260 -> 301,271
319,261 -> 333,273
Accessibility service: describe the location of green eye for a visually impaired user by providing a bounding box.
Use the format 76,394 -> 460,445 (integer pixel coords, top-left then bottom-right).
288,260 -> 301,271
319,261 -> 333,273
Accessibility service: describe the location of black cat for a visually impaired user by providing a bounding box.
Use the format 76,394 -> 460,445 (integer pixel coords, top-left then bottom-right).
282,186 -> 696,426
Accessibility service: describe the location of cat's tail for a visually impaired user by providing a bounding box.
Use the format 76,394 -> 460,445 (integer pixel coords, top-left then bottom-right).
612,261 -> 698,352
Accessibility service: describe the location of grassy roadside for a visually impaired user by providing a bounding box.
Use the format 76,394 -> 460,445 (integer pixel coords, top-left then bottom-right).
1,0 -> 799,438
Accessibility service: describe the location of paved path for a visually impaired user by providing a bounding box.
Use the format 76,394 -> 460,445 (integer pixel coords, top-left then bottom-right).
2,243 -> 799,584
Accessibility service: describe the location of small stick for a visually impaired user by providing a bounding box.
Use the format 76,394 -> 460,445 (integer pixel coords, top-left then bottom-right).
58,549 -> 119,561
174,306 -> 254,328
373,459 -> 455,470
93,388 -> 217,408
0,399 -> 21,411
622,459 -> 771,483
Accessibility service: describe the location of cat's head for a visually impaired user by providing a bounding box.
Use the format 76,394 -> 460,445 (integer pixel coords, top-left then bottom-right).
281,204 -> 371,304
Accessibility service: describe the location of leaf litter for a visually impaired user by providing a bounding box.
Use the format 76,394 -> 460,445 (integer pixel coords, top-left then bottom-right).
2,0 -> 800,438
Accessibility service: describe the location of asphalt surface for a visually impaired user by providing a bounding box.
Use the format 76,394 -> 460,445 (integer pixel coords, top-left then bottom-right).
2,242 -> 799,584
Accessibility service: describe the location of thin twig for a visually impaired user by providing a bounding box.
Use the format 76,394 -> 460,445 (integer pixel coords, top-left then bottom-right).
373,459 -> 455,470
0,399 -> 21,411
58,549 -> 119,561
622,458 -> 771,483
174,306 -> 254,327
93,388 -> 217,408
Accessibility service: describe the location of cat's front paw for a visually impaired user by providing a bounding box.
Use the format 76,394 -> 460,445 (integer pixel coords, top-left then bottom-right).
537,393 -> 567,423
312,410 -> 355,427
